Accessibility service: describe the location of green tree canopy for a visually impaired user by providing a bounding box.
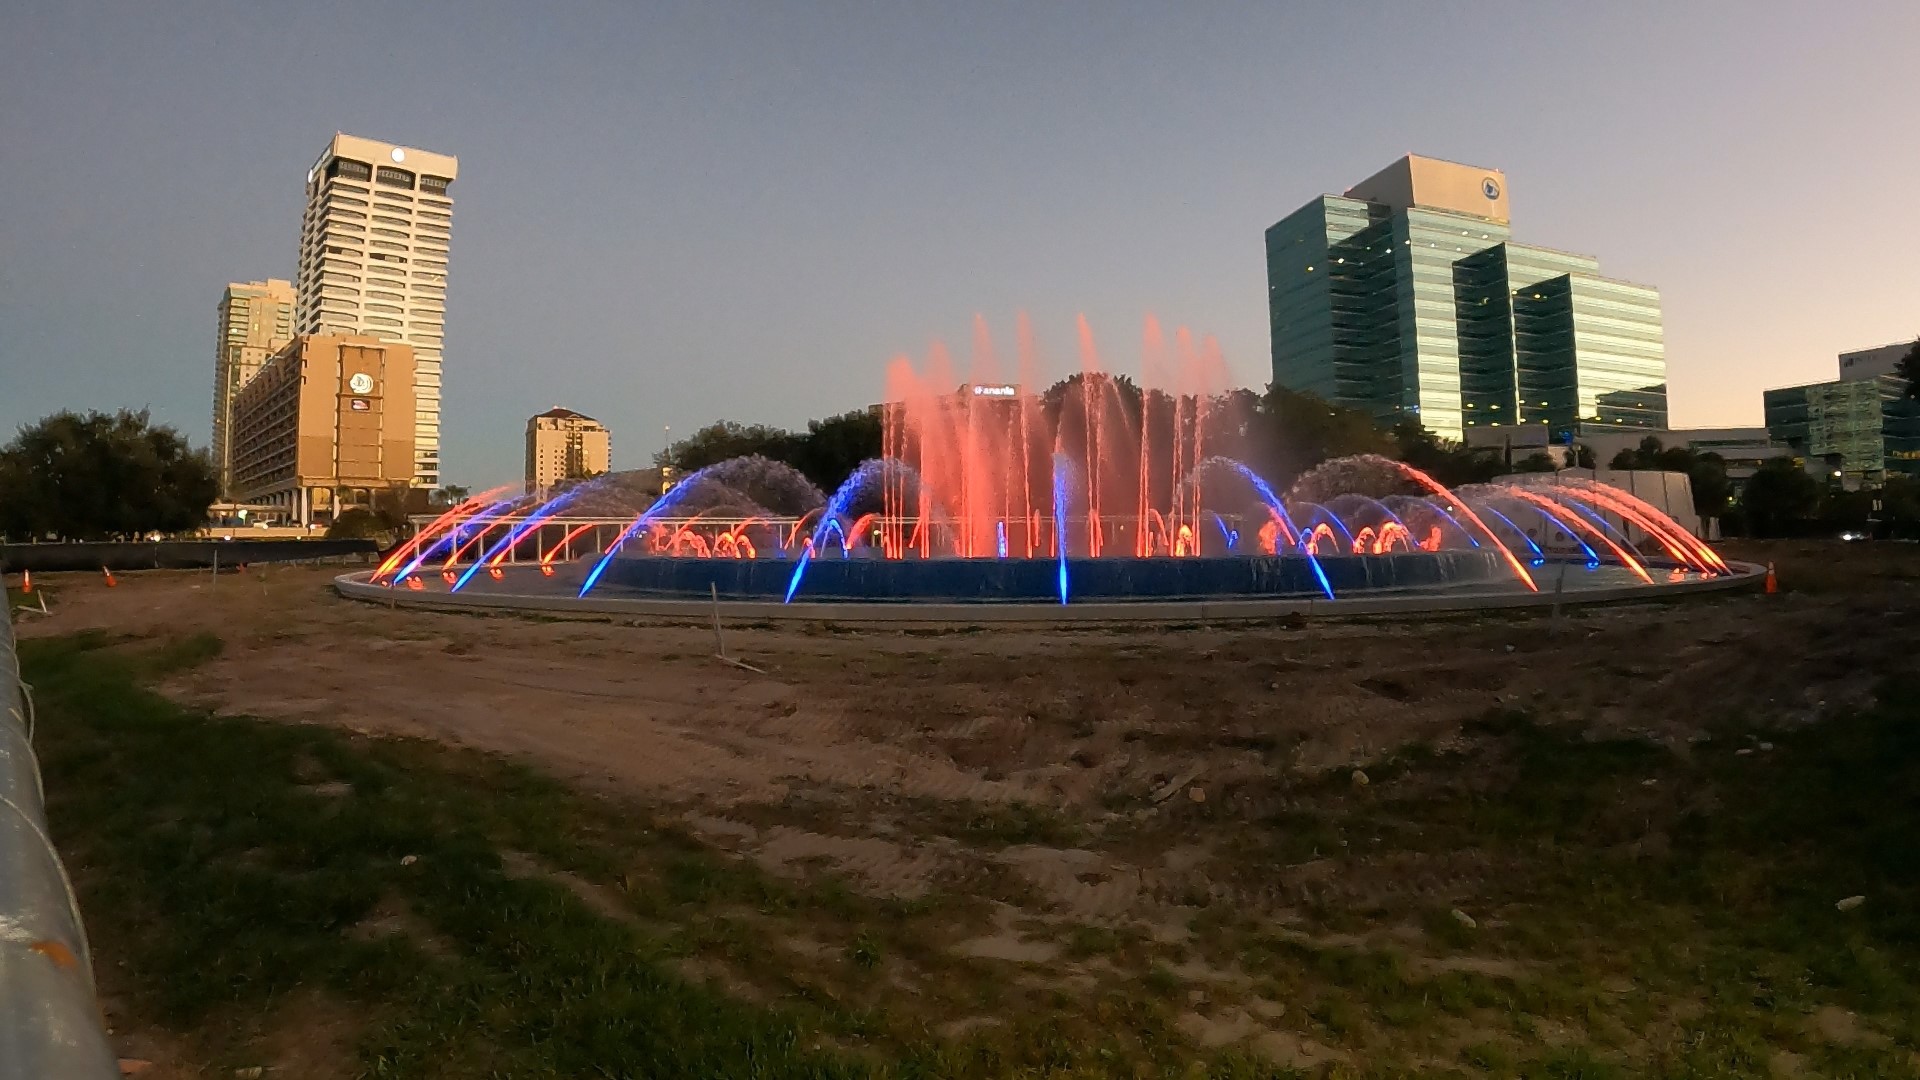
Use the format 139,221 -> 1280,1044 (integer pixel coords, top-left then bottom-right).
1609,436 -> 1733,519
656,421 -> 804,476
1738,457 -> 1821,537
1899,336 -> 1920,399
655,413 -> 881,495
789,410 -> 883,493
1253,385 -> 1393,480
0,409 -> 218,541
1387,419 -> 1505,487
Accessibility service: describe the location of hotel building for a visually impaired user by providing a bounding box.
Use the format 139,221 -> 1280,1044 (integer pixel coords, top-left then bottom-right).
295,133 -> 457,488
228,335 -> 417,525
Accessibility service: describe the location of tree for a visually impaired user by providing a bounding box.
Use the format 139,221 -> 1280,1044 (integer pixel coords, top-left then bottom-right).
1612,436 -> 1734,520
656,421 -> 803,475
1387,419 -> 1504,487
325,508 -> 385,539
1251,386 -> 1392,481
1739,457 -> 1821,537
433,484 -> 471,506
0,409 -> 217,541
1512,452 -> 1557,473
326,485 -> 411,541
1569,443 -> 1598,469
1899,337 -> 1920,400
789,410 -> 883,493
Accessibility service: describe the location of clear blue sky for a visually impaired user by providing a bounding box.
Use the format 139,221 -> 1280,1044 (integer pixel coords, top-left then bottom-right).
3,1 -> 1915,486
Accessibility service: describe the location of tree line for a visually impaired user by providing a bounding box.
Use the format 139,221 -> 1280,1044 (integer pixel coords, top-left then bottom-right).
7,339 -> 1916,543
658,380 -> 1727,515
0,410 -> 218,542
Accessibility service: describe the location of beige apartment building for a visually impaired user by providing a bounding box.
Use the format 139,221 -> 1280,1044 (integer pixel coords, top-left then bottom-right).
295,133 -> 457,488
526,407 -> 612,495
229,335 -> 416,526
210,279 -> 296,495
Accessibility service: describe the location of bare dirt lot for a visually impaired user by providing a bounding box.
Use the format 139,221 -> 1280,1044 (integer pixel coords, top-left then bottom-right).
17,541 -> 1920,1077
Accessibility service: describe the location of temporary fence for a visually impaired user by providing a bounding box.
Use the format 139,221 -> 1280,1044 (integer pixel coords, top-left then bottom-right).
0,594 -> 120,1076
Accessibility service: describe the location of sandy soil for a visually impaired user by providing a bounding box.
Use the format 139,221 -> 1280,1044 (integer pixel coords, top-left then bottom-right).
21,551 -> 1902,914
18,544 -> 1916,1071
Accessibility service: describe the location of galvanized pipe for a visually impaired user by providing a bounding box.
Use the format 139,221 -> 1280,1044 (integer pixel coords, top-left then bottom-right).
0,595 -> 121,1076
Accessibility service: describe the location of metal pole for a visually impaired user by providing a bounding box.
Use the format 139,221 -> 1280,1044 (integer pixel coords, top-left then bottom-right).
0,587 -> 121,1076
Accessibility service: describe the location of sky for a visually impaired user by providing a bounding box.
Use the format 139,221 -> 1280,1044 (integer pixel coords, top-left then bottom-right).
2,1 -> 1916,487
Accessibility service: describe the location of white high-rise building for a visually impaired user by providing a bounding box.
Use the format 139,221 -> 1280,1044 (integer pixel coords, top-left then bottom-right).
295,133 -> 457,488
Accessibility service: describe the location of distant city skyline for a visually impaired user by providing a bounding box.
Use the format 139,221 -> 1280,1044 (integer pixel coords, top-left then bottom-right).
3,2 -> 1916,486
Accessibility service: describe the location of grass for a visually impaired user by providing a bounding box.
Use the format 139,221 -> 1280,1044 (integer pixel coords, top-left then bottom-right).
22,594 -> 1920,1078
24,630 -> 1298,1079
31,631 -> 866,1079
1208,695 -> 1920,1077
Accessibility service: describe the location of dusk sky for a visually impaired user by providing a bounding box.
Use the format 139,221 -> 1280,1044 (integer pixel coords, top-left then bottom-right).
3,1 -> 1916,487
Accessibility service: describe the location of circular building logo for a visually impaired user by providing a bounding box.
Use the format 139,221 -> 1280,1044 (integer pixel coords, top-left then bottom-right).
348,372 -> 374,394
1482,177 -> 1501,200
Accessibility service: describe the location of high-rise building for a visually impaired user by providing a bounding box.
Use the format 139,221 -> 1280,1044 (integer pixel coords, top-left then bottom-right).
1267,155 -> 1666,442
1763,340 -> 1920,487
525,408 -> 612,495
295,133 -> 457,488
211,279 -> 296,496
229,335 -> 417,525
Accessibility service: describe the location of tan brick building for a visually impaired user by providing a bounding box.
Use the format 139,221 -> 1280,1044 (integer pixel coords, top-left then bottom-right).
210,279 -> 296,496
525,407 -> 612,495
230,335 -> 416,525
296,133 -> 458,488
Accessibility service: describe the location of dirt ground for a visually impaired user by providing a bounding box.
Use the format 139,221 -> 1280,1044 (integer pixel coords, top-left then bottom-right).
17,541 -> 1920,1074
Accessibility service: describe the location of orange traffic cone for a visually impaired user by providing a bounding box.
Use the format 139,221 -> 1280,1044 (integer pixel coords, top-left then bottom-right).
19,569 -> 30,594
102,566 -> 118,588
1764,562 -> 1778,594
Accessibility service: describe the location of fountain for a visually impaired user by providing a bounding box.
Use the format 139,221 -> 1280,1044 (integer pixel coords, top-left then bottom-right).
340,317 -> 1760,621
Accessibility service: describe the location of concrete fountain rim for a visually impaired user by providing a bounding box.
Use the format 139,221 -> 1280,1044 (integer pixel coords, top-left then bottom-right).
332,559 -> 1767,626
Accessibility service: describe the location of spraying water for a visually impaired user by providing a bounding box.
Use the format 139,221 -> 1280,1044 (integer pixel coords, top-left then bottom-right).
785,459 -> 889,603
1052,454 -> 1071,604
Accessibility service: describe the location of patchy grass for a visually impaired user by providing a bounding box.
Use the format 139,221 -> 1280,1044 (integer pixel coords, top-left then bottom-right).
1201,697 -> 1920,1076
23,591 -> 1920,1078
26,630 -> 1295,1078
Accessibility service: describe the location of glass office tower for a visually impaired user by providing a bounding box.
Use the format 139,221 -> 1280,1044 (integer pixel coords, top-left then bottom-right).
1764,374 -> 1920,486
1267,156 -> 1667,441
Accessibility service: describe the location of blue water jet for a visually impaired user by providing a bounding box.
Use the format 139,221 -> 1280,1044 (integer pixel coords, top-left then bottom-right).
1211,458 -> 1333,601
396,499 -> 519,583
1477,506 -> 1544,564
1052,454 -> 1070,604
1419,499 -> 1481,549
1530,506 -> 1602,567
785,459 -> 889,603
577,465 -> 714,597
453,488 -> 583,592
